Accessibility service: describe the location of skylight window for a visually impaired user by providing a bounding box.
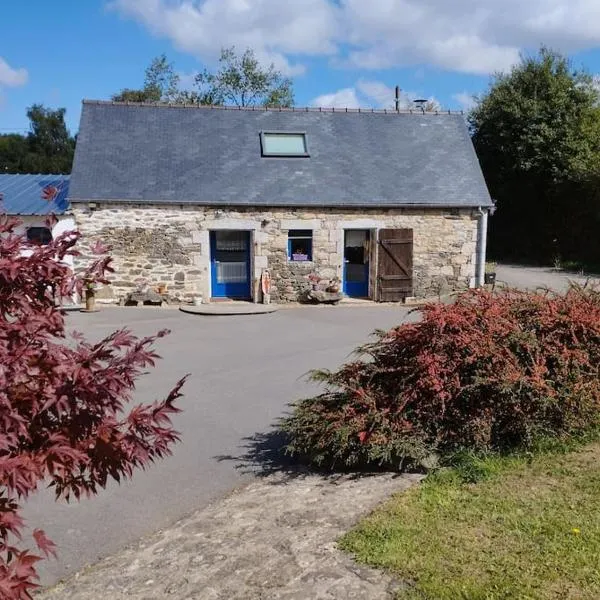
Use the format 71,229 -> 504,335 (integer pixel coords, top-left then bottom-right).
261,132 -> 309,157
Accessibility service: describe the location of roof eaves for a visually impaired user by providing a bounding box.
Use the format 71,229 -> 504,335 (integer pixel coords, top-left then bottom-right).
68,197 -> 491,208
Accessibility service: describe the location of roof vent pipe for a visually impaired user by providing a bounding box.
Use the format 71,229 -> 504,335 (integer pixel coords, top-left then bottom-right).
413,99 -> 428,113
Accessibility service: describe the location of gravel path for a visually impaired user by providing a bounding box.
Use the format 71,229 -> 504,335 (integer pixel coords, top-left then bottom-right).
39,471 -> 421,600
495,264 -> 599,292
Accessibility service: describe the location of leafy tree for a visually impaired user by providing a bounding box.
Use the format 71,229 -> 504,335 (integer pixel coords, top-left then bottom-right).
470,47 -> 600,265
422,99 -> 441,112
110,88 -> 157,103
175,88 -> 221,106
112,48 -> 295,108
0,135 -> 28,173
0,106 -> 75,174
24,105 -> 75,173
112,54 -> 179,103
0,218 -> 186,597
195,47 -> 294,107
144,54 -> 180,102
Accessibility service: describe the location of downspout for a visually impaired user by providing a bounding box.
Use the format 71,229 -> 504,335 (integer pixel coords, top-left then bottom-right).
476,207 -> 489,287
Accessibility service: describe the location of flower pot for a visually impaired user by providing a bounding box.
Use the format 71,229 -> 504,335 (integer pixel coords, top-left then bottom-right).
84,289 -> 97,312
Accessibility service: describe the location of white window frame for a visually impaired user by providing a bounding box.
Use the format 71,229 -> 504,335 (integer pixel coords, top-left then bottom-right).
260,131 -> 310,157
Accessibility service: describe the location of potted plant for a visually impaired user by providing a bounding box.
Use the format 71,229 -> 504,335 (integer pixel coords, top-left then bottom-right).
82,277 -> 98,312
326,276 -> 341,293
484,261 -> 497,285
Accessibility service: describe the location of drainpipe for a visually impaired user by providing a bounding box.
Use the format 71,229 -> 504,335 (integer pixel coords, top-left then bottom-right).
476,207 -> 489,287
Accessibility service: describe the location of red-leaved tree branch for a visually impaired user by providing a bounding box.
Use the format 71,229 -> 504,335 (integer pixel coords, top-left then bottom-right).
0,216 -> 186,598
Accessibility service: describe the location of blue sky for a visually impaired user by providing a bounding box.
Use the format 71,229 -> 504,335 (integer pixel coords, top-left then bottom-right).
2,1 -> 600,135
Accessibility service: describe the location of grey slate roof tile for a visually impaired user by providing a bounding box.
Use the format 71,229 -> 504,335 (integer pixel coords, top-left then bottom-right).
69,102 -> 492,208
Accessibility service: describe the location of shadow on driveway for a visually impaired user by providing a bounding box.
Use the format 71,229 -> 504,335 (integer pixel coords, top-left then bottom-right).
215,425 -> 423,487
215,428 -> 304,478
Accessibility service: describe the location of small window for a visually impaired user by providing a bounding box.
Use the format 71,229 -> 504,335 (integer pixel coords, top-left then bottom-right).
261,132 -> 309,157
288,230 -> 313,262
26,227 -> 52,245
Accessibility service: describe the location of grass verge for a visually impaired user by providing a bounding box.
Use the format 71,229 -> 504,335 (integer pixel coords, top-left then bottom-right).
340,440 -> 600,599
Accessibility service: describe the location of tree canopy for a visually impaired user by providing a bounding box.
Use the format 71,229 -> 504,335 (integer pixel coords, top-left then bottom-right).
112,54 -> 180,103
195,47 -> 294,107
112,47 -> 294,108
470,48 -> 600,267
0,218 -> 185,596
0,105 -> 75,174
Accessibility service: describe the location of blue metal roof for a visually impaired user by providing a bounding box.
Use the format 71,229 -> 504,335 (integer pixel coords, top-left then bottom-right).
0,174 -> 70,215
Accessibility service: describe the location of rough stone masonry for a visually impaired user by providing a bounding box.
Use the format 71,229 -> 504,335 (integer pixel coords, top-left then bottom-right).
39,470 -> 423,600
72,203 -> 479,304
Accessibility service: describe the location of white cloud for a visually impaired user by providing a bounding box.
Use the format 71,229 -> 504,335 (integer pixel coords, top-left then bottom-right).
355,80 -> 441,109
312,87 -> 360,108
0,57 -> 28,87
453,91 -> 477,112
341,0 -> 600,74
313,79 -> 441,110
110,0 -> 339,75
109,0 -> 600,76
356,80 -> 395,108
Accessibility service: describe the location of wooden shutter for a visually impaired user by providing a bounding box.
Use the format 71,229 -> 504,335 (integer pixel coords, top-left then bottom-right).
377,229 -> 413,302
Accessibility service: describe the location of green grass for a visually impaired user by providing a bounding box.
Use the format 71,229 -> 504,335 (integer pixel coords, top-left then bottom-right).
340,442 -> 600,599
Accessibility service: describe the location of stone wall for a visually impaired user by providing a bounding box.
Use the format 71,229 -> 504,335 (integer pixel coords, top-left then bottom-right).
71,203 -> 480,303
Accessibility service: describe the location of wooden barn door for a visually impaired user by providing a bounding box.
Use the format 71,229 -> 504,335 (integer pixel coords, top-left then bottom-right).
377,229 -> 413,302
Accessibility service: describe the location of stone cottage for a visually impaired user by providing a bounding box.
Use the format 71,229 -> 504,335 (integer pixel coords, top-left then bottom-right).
68,100 -> 493,303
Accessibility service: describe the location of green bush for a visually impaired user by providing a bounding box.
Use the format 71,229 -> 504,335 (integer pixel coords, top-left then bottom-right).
281,285 -> 600,470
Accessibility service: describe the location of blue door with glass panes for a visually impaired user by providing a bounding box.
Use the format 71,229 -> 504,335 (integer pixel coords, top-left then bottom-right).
210,231 -> 251,299
343,230 -> 370,298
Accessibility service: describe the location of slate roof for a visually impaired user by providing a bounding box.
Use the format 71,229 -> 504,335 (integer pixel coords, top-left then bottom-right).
0,174 -> 70,215
69,101 -> 492,208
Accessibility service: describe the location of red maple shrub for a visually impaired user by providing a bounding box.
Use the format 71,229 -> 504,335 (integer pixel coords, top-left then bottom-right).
282,286 -> 600,470
0,217 -> 186,598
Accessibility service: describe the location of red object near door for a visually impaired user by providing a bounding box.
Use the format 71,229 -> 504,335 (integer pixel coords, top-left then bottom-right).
261,269 -> 271,295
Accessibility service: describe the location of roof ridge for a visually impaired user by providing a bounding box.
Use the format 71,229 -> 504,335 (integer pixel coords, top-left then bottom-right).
82,99 -> 464,116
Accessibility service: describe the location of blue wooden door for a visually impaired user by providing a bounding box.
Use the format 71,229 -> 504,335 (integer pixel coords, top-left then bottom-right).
210,231 -> 251,299
343,230 -> 370,298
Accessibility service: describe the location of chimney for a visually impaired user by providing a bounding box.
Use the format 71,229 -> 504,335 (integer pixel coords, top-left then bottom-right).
395,86 -> 400,112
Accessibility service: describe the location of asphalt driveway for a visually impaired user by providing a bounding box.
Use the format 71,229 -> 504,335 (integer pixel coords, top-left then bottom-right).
24,304 -> 416,586
27,264 -> 595,587
496,264 -> 599,292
